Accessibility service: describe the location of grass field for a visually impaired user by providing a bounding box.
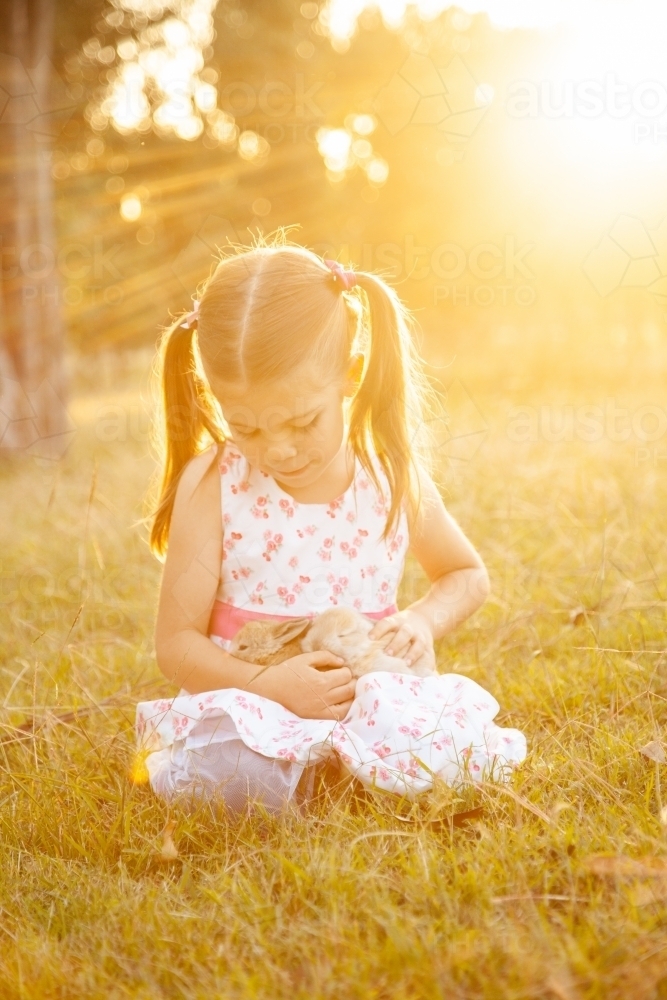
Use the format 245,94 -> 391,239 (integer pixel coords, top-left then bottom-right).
2,336 -> 667,999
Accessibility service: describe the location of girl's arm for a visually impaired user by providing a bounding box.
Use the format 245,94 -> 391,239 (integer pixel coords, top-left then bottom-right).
368,468 -> 490,664
153,445 -> 356,717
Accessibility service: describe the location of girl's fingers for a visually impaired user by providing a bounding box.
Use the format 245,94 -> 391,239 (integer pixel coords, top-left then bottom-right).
368,618 -> 398,640
330,678 -> 358,702
310,653 -> 348,672
385,628 -> 414,656
404,639 -> 423,665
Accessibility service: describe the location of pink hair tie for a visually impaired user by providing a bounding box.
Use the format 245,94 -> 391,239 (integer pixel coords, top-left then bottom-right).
324,258 -> 357,291
180,299 -> 200,329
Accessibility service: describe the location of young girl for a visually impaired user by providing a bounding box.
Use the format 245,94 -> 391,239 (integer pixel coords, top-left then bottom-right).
136,234 -> 526,813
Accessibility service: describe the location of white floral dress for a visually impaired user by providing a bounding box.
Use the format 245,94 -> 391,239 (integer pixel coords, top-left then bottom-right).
136,439 -> 527,811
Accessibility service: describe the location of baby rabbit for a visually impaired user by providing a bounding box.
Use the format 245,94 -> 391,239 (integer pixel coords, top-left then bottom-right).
228,606 -> 436,678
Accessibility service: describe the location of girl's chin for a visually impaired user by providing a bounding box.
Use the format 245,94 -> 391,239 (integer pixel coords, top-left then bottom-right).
272,459 -> 314,480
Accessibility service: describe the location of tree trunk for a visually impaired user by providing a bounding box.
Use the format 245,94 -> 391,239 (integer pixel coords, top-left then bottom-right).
0,0 -> 74,460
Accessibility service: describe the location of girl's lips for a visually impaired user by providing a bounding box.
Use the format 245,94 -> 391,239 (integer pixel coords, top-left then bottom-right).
274,460 -> 312,478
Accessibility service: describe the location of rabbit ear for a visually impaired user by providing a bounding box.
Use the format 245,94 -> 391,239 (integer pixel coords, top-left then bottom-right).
270,617 -> 313,643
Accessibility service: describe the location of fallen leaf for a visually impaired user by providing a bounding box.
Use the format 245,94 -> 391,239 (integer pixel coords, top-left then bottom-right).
451,806 -> 485,827
640,740 -> 667,764
160,819 -> 179,860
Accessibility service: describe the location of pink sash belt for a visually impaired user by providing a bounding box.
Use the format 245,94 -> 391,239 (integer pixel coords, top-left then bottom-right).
208,599 -> 399,641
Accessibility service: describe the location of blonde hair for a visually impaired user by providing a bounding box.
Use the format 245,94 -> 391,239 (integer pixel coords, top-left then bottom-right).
149,229 -> 441,558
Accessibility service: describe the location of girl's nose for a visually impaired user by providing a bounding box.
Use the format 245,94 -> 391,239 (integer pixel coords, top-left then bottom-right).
265,445 -> 298,465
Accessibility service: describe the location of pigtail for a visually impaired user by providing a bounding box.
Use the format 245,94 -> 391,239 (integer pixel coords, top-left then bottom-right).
149,317 -> 225,558
348,272 -> 440,544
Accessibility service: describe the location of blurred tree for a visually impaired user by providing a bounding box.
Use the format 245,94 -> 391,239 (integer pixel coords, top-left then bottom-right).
0,0 -> 77,459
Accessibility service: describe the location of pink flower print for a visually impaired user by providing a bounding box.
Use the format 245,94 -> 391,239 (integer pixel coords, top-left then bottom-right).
249,582 -> 265,605
299,575 -> 311,584
433,733 -> 453,750
305,524 -> 316,535
251,495 -> 271,519
278,498 -> 295,518
223,530 -> 243,555
223,512 -> 232,525
353,597 -> 362,610
372,743 -> 392,759
277,749 -> 297,762
453,707 -> 468,729
379,767 -> 390,781
288,556 -> 298,569
326,497 -> 345,518
219,462 -> 229,474
389,533 -> 404,555
364,698 -> 380,727
346,510 -> 356,522
231,566 -> 251,581
339,541 -> 359,560
327,574 -> 349,605
361,565 -> 378,579
277,586 -> 297,607
262,530 -> 284,561
358,477 -> 370,490
317,536 -> 335,561
398,725 -> 423,738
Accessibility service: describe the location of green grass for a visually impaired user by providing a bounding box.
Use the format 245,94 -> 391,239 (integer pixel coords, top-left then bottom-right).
2,345 -> 667,999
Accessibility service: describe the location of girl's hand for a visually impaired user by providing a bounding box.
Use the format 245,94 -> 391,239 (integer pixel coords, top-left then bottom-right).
251,651 -> 357,721
368,610 -> 435,669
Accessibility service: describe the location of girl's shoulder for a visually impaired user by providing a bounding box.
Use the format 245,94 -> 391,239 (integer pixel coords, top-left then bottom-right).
175,444 -> 221,507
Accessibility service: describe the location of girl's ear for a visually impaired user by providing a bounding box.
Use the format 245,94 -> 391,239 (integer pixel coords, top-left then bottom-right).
344,353 -> 365,396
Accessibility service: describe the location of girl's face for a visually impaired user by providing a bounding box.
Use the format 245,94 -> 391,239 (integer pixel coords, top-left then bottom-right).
211,360 -> 360,488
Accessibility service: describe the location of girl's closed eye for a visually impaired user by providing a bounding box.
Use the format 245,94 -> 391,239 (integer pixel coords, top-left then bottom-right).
291,414 -> 320,432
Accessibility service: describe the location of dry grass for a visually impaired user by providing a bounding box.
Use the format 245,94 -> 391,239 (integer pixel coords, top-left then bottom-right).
1,343 -> 667,999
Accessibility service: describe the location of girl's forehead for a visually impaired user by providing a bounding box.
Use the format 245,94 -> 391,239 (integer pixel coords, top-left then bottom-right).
216,377 -> 336,416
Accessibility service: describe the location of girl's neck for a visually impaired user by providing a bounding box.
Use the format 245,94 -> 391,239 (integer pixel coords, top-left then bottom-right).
272,427 -> 356,504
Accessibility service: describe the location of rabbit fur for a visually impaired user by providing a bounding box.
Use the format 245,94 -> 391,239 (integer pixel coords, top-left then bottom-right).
228,606 -> 436,678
